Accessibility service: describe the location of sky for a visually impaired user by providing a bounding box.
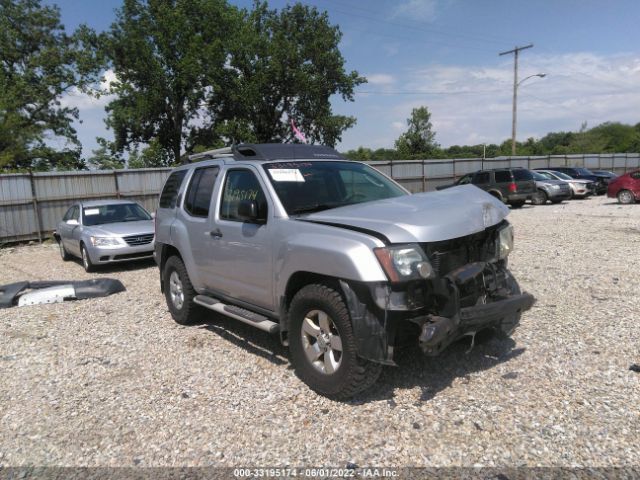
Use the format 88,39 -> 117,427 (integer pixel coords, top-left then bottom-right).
47,0 -> 640,156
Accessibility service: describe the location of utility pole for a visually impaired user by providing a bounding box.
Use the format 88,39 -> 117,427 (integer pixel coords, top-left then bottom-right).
499,44 -> 533,155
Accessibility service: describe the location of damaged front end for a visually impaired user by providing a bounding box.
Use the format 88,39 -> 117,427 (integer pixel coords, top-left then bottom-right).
342,220 -> 535,363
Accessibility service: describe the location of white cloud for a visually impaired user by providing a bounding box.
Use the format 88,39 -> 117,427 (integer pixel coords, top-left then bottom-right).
393,0 -> 440,22
348,52 -> 640,149
391,121 -> 405,131
366,73 -> 396,87
60,69 -> 117,111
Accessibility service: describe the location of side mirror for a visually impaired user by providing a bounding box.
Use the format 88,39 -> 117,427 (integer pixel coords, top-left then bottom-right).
237,200 -> 263,223
150,212 -> 156,219
66,219 -> 79,226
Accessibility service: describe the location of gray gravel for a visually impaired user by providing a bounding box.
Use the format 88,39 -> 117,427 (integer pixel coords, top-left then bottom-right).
1,195 -> 639,467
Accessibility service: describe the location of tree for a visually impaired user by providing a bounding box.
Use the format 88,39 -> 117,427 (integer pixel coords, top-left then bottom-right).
0,0 -> 102,170
86,137 -> 124,170
394,106 -> 438,157
201,1 -> 364,148
103,0 -> 238,164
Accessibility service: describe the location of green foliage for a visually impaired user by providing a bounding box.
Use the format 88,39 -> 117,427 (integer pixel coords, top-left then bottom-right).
394,106 -> 439,157
103,0 -> 239,164
86,137 -> 124,170
0,0 -> 102,170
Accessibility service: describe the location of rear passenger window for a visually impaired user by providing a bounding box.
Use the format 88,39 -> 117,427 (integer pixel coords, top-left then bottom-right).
159,170 -> 187,208
220,170 -> 268,221
494,171 -> 511,183
184,167 -> 219,217
473,172 -> 490,184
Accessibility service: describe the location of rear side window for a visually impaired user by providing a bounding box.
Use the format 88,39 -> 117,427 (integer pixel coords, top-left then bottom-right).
159,170 -> 187,209
184,167 -> 220,217
473,172 -> 490,184
494,171 -> 511,183
512,169 -> 533,181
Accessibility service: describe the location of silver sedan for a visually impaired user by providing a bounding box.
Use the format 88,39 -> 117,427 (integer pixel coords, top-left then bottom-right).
55,200 -> 155,272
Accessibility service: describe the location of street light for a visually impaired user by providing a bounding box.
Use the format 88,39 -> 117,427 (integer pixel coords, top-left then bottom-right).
509,72 -> 546,155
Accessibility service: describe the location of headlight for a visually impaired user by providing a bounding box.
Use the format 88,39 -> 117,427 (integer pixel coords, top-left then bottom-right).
90,236 -> 123,247
374,244 -> 434,282
551,184 -> 560,190
496,224 -> 514,260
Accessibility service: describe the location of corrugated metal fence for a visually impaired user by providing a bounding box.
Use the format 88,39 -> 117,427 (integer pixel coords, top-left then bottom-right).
1,153 -> 639,243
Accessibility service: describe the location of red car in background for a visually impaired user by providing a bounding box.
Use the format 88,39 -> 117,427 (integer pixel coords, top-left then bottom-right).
607,170 -> 640,204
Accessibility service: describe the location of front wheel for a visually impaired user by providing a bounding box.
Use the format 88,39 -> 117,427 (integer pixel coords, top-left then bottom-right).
531,190 -> 547,205
80,244 -> 95,272
58,239 -> 70,261
509,200 -> 525,209
617,189 -> 636,204
288,284 -> 382,399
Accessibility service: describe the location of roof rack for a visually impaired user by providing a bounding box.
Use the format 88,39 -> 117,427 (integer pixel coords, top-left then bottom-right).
187,143 -> 344,163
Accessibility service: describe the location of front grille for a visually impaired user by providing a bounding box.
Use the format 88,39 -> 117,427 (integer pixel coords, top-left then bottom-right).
421,222 -> 502,277
123,233 -> 154,246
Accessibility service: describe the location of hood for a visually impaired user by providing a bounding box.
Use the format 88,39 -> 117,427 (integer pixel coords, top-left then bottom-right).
301,184 -> 509,243
568,179 -> 592,185
535,179 -> 567,187
86,220 -> 154,237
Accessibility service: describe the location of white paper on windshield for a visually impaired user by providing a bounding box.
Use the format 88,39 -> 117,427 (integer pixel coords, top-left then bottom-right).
269,169 -> 305,182
84,208 -> 100,215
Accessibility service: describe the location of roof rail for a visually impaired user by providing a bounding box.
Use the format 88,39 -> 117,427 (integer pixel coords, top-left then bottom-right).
188,146 -> 234,163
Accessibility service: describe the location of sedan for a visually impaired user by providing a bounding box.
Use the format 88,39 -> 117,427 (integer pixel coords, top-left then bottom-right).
535,170 -> 595,198
55,200 -> 155,272
607,170 -> 640,204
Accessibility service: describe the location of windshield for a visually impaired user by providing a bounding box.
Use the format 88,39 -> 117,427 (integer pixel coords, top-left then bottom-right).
263,161 -> 407,215
548,171 -> 572,180
83,203 -> 151,226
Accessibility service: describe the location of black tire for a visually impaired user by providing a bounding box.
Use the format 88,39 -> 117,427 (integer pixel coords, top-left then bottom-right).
58,239 -> 70,261
550,198 -> 564,204
531,190 -> 547,205
163,255 -> 199,325
509,200 -> 525,209
288,284 -> 382,399
617,189 -> 636,205
80,243 -> 95,272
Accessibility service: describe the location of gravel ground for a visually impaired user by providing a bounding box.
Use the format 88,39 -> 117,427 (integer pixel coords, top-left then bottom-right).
1,195 -> 639,468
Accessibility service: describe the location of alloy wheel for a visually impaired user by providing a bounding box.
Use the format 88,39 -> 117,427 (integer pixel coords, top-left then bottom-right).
300,309 -> 343,374
169,271 -> 184,310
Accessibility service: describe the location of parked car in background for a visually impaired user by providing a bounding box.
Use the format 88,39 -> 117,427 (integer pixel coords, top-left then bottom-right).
534,170 -> 595,198
530,172 -> 572,205
437,168 -> 536,208
538,167 -> 609,194
591,170 -> 618,180
55,200 -> 155,272
607,170 -> 640,204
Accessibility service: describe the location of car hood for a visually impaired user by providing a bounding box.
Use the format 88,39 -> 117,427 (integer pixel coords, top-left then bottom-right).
568,179 -> 592,185
535,179 -> 567,187
300,185 -> 509,243
84,220 -> 154,237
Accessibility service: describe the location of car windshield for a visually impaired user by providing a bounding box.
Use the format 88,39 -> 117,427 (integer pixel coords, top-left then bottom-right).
549,171 -> 572,180
83,203 -> 151,226
263,161 -> 407,215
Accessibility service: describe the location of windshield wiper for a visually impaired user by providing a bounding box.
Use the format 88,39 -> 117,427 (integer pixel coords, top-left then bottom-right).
290,203 -> 342,215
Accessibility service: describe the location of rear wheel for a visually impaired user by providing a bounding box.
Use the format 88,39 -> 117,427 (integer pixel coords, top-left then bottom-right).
58,239 -> 70,261
80,244 -> 95,272
617,189 -> 635,204
531,190 -> 547,205
163,256 -> 198,325
288,284 -> 382,399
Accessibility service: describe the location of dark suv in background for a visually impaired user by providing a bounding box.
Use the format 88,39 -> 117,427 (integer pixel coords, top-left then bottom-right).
438,168 -> 536,208
537,167 -> 609,194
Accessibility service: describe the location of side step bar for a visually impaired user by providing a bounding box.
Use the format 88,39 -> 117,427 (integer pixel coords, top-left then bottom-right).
194,295 -> 279,334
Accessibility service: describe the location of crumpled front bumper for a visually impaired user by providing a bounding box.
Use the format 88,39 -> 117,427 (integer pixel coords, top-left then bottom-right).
418,291 -> 535,355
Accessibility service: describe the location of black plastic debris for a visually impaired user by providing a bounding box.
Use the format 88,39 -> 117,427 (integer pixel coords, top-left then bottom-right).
629,364 -> 640,373
0,278 -> 125,308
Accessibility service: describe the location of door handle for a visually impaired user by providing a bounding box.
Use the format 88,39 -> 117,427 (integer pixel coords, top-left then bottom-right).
209,229 -> 223,238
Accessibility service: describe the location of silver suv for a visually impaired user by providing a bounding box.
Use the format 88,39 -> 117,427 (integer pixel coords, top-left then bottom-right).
154,144 -> 534,399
